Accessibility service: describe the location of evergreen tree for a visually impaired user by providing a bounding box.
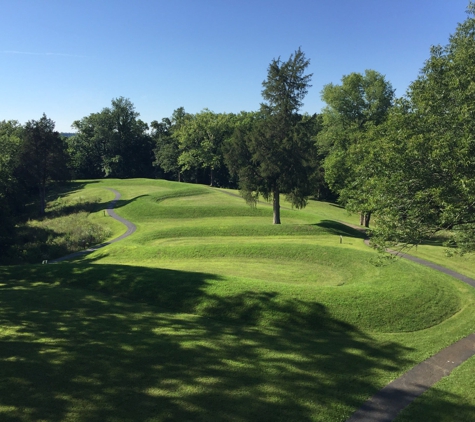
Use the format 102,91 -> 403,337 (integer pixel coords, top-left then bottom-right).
226,48 -> 319,224
17,114 -> 70,215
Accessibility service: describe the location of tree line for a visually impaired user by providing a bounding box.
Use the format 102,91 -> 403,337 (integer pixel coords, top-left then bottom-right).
2,2 -> 475,253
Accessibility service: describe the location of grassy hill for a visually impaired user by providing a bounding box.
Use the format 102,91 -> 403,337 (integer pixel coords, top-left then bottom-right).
1,178 -> 474,421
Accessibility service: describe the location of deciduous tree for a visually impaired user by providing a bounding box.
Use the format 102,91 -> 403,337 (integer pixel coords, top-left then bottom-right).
368,2 -> 475,251
70,97 -> 153,178
0,120 -> 23,251
175,109 -> 235,186
318,70 -> 394,227
152,107 -> 190,182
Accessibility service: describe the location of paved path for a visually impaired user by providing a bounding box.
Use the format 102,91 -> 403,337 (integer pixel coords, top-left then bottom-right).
49,188 -> 136,263
347,238 -> 475,421
378,240 -> 475,289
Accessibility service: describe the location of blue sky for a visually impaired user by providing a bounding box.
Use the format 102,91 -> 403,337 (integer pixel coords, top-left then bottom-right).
1,0 -> 470,132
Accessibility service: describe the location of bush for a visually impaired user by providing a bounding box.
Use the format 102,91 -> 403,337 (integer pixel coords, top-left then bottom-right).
2,203 -> 111,264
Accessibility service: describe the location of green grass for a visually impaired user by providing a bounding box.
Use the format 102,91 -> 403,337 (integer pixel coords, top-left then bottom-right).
407,242 -> 475,280
1,184 -> 124,264
0,276 -> 413,422
395,355 -> 475,422
380,239 -> 475,421
1,178 -> 475,421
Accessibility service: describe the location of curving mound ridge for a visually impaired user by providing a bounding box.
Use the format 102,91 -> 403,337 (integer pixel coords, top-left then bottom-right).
63,179 -> 463,334
2,179 -> 475,422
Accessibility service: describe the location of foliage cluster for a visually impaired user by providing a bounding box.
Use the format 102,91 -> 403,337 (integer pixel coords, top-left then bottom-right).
70,97 -> 154,179
316,2 -> 475,252
0,116 -> 70,255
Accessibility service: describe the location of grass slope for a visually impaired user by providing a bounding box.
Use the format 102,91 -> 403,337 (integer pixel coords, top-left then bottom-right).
395,355 -> 475,422
1,178 -> 475,421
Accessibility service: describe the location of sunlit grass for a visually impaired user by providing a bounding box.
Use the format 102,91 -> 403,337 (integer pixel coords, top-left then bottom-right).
1,178 -> 475,421
407,243 -> 475,280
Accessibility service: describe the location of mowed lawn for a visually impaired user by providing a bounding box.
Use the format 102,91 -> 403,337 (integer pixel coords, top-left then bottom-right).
1,178 -> 475,421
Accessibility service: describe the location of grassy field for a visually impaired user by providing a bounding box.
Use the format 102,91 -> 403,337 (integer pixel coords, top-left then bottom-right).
1,178 -> 475,421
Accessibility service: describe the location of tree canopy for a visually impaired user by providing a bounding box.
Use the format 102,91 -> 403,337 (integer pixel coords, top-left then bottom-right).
364,3 -> 475,250
4,3 -> 475,251
17,114 -> 70,215
70,97 -> 154,178
317,70 -> 395,227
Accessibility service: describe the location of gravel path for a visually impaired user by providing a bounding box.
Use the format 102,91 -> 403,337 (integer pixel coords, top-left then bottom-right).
49,188 -> 136,263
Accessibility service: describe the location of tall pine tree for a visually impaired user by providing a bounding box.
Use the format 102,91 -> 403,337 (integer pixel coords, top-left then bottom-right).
226,48 -> 319,224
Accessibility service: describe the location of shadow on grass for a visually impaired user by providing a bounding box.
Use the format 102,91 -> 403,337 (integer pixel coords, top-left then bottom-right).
49,194 -> 149,218
47,180 -> 100,198
46,181 -> 148,217
314,220 -> 366,239
1,225 -> 67,265
395,386 -> 475,422
0,263 -> 425,421
418,238 -> 448,247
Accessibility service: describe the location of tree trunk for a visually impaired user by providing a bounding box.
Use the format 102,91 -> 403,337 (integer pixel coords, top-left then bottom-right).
273,186 -> 281,224
39,182 -> 46,216
360,211 -> 371,227
364,211 -> 371,228
210,168 -> 214,187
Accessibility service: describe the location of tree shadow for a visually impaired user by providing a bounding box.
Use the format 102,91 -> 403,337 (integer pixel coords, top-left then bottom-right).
418,238 -> 448,247
0,263 -> 421,421
47,193 -> 149,218
45,181 -> 149,217
47,180 -> 100,198
103,194 -> 149,211
395,385 -> 475,422
328,202 -> 345,209
1,225 -> 63,265
314,220 -> 366,238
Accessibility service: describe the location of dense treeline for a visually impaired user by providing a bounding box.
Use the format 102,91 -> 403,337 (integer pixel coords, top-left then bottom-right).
2,2 -> 475,252
319,3 -> 475,252
0,115 -> 70,255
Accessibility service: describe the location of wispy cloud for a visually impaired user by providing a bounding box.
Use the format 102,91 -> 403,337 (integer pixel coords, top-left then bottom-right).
2,50 -> 87,58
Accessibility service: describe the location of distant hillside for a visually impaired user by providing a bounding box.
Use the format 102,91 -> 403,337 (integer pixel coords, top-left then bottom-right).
60,132 -> 76,138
